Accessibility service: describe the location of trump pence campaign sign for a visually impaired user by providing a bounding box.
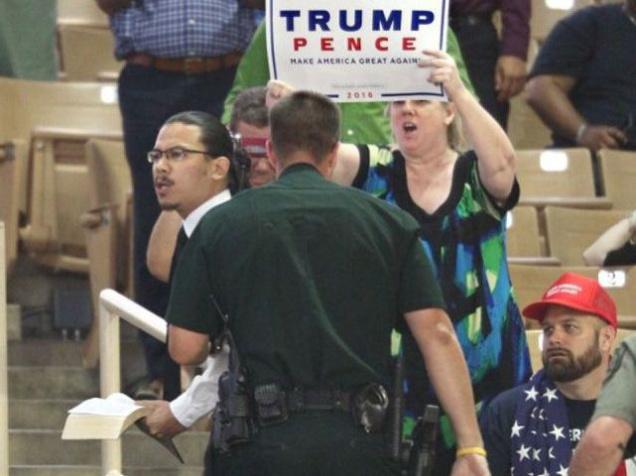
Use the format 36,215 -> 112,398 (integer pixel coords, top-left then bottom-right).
266,0 -> 450,102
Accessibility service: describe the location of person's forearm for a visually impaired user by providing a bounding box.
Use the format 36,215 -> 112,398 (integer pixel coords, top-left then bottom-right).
405,309 -> 483,448
332,143 -> 362,186
147,211 -> 181,283
525,76 -> 583,143
569,416 -> 632,476
583,218 -> 631,266
452,87 -> 516,200
95,0 -> 132,15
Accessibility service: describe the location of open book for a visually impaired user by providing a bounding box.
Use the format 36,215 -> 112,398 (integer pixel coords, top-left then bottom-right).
62,393 -> 183,463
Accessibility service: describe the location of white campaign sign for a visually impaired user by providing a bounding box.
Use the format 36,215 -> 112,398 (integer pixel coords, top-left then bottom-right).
266,0 -> 449,103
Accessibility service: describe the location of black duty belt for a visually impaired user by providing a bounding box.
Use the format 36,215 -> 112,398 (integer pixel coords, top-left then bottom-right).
287,387 -> 353,412
253,384 -> 352,427
253,383 -> 389,433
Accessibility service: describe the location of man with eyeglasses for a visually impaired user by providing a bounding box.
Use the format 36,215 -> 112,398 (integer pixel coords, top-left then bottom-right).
95,0 -> 261,402
140,91 -> 275,443
147,87 -> 271,283
134,110 -> 234,409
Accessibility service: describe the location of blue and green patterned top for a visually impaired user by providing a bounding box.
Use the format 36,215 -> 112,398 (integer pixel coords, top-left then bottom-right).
353,145 -> 531,447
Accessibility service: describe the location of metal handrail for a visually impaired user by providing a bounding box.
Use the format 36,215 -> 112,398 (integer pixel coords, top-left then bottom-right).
98,288 -> 166,475
1,222 -> 9,475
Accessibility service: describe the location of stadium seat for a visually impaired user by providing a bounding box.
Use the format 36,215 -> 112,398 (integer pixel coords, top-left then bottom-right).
510,264 -> 636,324
507,206 -> 542,257
544,207 -> 627,266
531,0 -> 598,44
0,77 -> 122,273
506,206 -> 560,265
526,329 -> 543,373
508,91 -> 551,150
57,0 -> 109,27
81,139 -> 131,368
20,128 -> 123,274
0,139 -> 27,276
598,149 -> 636,211
0,77 -> 121,141
58,25 -> 121,81
516,148 -> 610,209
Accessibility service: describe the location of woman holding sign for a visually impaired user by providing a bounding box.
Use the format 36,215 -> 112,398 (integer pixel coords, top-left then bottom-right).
329,49 -> 531,474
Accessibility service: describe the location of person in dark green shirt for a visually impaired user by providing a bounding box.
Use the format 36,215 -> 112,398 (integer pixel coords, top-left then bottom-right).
167,91 -> 489,476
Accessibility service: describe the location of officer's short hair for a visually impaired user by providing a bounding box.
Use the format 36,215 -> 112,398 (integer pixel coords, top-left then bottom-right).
269,91 -> 340,164
229,87 -> 268,132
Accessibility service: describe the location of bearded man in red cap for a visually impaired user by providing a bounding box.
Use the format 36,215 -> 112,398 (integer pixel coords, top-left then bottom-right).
479,272 -> 636,476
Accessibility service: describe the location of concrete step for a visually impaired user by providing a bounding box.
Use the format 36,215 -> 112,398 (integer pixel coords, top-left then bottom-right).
9,366 -> 99,400
10,466 -> 203,476
9,338 -> 144,369
10,429 -> 208,467
9,339 -> 91,367
10,399 -> 81,430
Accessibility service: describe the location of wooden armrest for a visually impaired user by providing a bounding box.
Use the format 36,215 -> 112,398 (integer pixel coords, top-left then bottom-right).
31,126 -> 122,141
618,315 -> 636,330
519,197 -> 612,210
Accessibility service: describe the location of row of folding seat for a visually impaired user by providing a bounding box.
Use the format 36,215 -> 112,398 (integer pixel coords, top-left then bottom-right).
55,0 -> 120,82
0,77 -> 122,277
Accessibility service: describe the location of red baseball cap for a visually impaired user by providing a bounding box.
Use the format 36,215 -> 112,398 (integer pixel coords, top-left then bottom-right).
522,272 -> 617,328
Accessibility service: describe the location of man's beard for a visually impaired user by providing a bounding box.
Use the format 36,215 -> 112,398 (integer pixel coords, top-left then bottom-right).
543,333 -> 603,383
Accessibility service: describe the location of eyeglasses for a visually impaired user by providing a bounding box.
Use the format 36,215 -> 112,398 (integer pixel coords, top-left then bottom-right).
146,147 -> 212,164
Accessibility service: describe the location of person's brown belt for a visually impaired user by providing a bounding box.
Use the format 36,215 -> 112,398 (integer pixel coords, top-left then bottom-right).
126,51 -> 243,74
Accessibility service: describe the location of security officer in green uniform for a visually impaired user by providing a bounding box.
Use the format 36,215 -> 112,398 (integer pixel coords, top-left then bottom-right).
166,91 -> 489,476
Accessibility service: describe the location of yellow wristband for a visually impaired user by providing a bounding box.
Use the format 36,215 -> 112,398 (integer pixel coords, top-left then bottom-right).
456,447 -> 487,458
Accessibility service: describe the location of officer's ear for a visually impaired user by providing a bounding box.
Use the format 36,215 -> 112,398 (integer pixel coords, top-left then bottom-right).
323,142 -> 339,178
266,139 -> 280,175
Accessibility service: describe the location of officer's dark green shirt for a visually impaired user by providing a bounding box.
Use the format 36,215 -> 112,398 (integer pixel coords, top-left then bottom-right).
166,163 -> 445,391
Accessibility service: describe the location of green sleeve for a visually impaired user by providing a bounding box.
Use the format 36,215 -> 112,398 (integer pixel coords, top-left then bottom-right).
448,27 -> 475,96
221,21 -> 270,124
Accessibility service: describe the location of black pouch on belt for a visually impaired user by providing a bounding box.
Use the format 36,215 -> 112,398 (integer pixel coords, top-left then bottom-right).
352,383 -> 390,433
254,383 -> 289,427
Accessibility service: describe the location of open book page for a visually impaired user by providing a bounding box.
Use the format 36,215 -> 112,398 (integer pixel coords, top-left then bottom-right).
62,393 -> 150,440
62,393 -> 184,463
68,392 -> 141,416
